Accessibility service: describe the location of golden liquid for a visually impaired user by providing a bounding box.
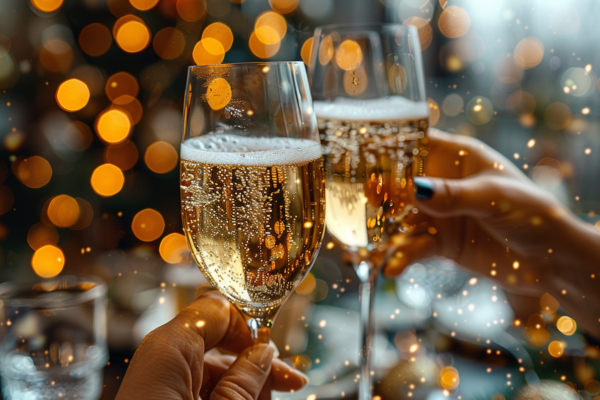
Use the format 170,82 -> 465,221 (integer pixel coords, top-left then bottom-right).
180,155 -> 325,313
319,116 -> 429,251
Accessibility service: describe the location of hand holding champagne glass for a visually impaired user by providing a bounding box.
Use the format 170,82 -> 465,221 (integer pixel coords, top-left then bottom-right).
309,24 -> 429,399
180,62 -> 326,346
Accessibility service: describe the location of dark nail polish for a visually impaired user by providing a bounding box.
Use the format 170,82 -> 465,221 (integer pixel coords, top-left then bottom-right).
414,177 -> 434,200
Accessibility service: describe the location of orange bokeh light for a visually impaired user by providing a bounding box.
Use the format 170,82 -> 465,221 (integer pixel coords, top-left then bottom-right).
153,27 -> 186,60
14,156 -> 52,188
116,20 -> 151,53
27,222 -> 59,250
202,22 -> 234,52
39,42 -> 74,74
176,0 -> 206,22
31,0 -> 63,12
145,141 -> 178,173
438,6 -> 471,39
548,340 -> 565,358
318,35 -> 334,66
132,208 -> 165,242
91,163 -> 125,197
192,38 -> 225,65
105,72 -> 139,101
268,0 -> 298,14
96,109 -> 132,144
56,79 -> 90,112
300,37 -> 313,66
47,195 -> 80,228
79,23 -> 113,57
249,31 -> 280,59
206,77 -> 232,110
255,12 -> 287,45
403,17 -> 433,50
31,245 -> 65,278
129,0 -> 159,10
514,37 -> 544,69
336,40 -> 363,71
159,233 -> 189,264
439,366 -> 460,390
112,95 -> 143,125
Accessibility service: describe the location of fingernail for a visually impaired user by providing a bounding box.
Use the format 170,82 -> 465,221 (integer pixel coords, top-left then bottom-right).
414,177 -> 434,200
245,344 -> 274,373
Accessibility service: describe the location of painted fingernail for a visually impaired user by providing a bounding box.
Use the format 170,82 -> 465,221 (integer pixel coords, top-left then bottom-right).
246,344 -> 274,373
414,177 -> 434,200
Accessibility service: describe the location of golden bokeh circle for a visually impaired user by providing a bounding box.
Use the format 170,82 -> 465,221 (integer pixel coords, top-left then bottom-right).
176,0 -> 206,22
514,37 -> 544,69
27,222 -> 59,250
548,340 -> 565,358
47,195 -> 80,228
105,71 -> 139,101
56,79 -> 90,112
79,23 -> 112,57
144,141 -> 178,174
116,20 -> 151,53
206,77 -> 232,110
438,6 -> 471,39
132,208 -> 165,242
15,156 -> 52,188
301,37 -> 314,66
159,233 -> 189,264
153,27 -> 186,60
31,0 -> 63,12
31,245 -> 65,278
130,0 -> 159,11
96,109 -> 132,144
336,40 -> 363,71
202,22 -> 234,52
403,17 -> 433,50
91,163 -> 125,197
104,140 -> 139,171
255,12 -> 287,44
192,38 -> 225,65
269,0 -> 298,14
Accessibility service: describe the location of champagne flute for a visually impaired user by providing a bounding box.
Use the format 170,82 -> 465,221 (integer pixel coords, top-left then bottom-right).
308,24 -> 429,399
180,62 -> 326,347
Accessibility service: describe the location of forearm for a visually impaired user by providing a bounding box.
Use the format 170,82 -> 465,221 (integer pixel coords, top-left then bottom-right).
548,214 -> 600,337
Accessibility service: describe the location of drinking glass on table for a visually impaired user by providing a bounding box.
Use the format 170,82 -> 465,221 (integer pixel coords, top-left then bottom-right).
179,62 -> 326,346
0,275 -> 108,400
308,24 -> 429,400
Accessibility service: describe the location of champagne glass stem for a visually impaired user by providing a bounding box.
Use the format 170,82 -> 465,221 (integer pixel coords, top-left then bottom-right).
246,317 -> 273,400
355,260 -> 378,400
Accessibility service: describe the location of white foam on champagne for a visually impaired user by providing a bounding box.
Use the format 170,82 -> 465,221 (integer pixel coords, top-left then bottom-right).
313,97 -> 429,121
181,134 -> 322,166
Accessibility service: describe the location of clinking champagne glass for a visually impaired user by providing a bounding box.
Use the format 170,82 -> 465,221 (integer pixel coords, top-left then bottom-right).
180,62 -> 326,349
308,24 -> 429,400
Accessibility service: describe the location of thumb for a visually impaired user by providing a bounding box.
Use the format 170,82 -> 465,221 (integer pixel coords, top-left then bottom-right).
210,344 -> 274,400
413,175 -> 502,218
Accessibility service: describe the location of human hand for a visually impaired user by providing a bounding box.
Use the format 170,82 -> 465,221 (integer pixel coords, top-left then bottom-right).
115,291 -> 308,400
384,129 -> 598,295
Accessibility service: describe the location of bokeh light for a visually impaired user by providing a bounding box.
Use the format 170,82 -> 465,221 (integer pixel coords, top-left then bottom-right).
192,38 -> 225,65
249,31 -> 280,59
439,366 -> 460,390
153,28 -> 186,60
438,6 -> 471,38
176,0 -> 206,22
31,0 -> 63,12
556,316 -> 577,336
129,0 -> 159,11
56,79 -> 90,112
47,195 -> 80,228
466,96 -> 493,125
255,12 -> 287,45
144,141 -> 178,173
96,109 -> 132,144
428,98 -> 440,126
318,35 -> 334,66
159,233 -> 189,264
343,67 -> 368,96
548,341 -> 565,358
295,273 -> 316,295
132,208 -> 165,242
40,39 -> 74,74
269,0 -> 299,14
115,20 -> 151,53
202,23 -> 234,52
79,23 -> 112,57
206,77 -> 232,110
336,40 -> 363,71
27,222 -> 59,250
14,156 -> 52,188
91,163 -> 125,197
403,17 -> 433,50
31,245 -> 65,278
104,140 -> 139,171
105,72 -> 139,101
514,37 -> 544,69
301,37 -> 314,66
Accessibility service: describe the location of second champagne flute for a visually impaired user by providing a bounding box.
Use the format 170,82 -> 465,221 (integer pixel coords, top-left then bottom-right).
180,62 -> 326,346
308,24 -> 429,399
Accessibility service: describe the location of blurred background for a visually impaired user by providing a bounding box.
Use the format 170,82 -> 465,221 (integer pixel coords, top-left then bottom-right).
1,0 -> 599,399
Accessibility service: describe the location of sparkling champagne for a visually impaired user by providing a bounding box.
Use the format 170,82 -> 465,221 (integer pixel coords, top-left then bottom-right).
315,98 -> 429,251
180,135 -> 325,314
